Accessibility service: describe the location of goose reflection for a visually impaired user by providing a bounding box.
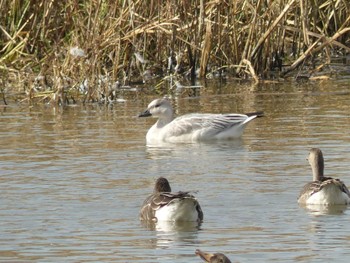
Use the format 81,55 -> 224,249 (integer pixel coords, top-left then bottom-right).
145,139 -> 244,160
141,219 -> 202,232
300,203 -> 348,216
140,220 -> 201,249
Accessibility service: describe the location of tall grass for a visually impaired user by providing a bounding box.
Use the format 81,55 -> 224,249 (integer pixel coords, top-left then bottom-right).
0,0 -> 349,104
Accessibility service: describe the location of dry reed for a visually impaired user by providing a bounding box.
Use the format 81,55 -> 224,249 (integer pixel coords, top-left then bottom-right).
0,0 -> 349,104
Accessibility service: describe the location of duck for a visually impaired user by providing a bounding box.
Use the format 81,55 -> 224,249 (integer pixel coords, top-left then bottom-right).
138,98 -> 263,144
298,148 -> 350,205
140,177 -> 203,222
195,249 -> 232,263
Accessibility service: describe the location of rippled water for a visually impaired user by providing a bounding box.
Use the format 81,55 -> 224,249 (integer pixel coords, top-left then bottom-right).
1,80 -> 350,262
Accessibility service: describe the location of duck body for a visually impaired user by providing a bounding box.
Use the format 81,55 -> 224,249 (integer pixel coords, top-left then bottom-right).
139,98 -> 263,144
298,148 -> 350,205
140,177 -> 203,222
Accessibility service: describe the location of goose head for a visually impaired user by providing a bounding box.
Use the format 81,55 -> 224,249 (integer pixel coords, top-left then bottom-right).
139,98 -> 174,121
154,177 -> 172,193
195,249 -> 231,263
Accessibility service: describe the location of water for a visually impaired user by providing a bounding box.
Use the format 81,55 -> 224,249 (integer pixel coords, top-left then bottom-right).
1,80 -> 350,262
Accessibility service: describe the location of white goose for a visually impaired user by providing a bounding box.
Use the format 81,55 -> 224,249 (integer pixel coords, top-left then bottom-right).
140,177 -> 203,222
298,148 -> 350,205
139,98 -> 263,144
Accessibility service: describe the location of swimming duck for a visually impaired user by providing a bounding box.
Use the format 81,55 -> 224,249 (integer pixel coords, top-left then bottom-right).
139,98 -> 263,144
298,148 -> 350,205
195,249 -> 232,263
140,177 -> 203,222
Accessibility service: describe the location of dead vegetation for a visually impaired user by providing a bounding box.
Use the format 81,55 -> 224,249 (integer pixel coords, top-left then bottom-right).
0,0 -> 349,104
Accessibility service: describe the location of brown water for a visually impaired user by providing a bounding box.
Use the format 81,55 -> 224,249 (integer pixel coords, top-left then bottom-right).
1,80 -> 350,262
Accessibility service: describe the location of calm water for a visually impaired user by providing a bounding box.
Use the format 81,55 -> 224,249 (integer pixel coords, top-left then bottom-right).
1,80 -> 350,262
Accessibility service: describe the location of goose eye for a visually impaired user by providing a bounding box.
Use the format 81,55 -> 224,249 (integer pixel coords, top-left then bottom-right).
154,104 -> 160,108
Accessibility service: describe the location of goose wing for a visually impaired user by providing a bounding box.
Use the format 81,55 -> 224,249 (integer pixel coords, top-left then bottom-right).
298,177 -> 350,202
330,178 -> 350,197
165,113 -> 253,137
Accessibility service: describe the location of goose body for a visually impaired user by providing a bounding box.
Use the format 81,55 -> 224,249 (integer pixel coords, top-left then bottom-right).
298,148 -> 350,205
140,177 -> 203,222
139,98 -> 263,144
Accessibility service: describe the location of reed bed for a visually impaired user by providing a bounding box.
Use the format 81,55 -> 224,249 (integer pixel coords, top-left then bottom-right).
0,0 -> 349,104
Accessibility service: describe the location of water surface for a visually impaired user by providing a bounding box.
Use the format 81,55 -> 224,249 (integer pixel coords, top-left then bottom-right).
1,80 -> 350,262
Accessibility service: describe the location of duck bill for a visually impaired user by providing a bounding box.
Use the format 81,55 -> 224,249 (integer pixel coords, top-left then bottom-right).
139,109 -> 152,117
195,249 -> 214,262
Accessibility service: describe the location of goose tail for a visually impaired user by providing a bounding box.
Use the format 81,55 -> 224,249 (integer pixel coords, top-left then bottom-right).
245,111 -> 264,118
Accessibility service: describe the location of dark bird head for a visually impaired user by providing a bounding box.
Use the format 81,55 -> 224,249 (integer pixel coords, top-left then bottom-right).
154,177 -> 172,193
